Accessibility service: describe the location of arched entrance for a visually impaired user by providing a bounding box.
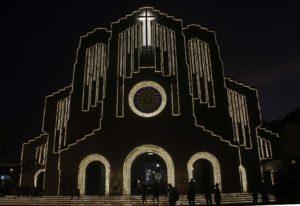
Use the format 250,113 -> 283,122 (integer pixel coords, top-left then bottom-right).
78,154 -> 110,195
123,144 -> 175,195
131,153 -> 168,195
187,152 -> 222,191
193,159 -> 214,193
85,161 -> 106,195
34,169 -> 45,189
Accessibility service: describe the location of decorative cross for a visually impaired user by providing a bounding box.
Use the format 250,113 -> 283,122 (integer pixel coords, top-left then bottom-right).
138,9 -> 155,47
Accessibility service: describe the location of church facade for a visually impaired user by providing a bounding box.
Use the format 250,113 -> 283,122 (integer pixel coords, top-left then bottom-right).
19,7 -> 279,196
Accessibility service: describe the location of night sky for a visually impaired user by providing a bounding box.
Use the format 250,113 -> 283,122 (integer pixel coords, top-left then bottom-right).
1,1 -> 299,156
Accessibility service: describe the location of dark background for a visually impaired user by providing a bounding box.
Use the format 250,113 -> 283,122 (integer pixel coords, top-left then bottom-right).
0,1 -> 299,156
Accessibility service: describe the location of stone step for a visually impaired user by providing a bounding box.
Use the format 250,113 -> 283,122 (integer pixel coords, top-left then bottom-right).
0,194 -> 275,205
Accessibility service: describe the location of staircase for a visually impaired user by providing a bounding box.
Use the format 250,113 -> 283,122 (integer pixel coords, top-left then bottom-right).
0,193 -> 275,205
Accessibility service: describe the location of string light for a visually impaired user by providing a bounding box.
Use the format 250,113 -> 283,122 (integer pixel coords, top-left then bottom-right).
128,81 -> 167,117
19,7 -> 280,196
34,169 -> 45,188
187,152 -> 222,190
123,144 -> 175,195
78,154 -> 110,196
239,165 -> 247,192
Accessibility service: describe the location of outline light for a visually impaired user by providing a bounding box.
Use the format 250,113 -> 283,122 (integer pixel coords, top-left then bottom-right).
34,169 -> 45,189
123,144 -> 175,195
78,154 -> 110,196
128,81 -> 167,117
187,152 -> 222,190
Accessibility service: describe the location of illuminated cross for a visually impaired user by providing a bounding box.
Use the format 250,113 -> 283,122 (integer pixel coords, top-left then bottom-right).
138,10 -> 155,47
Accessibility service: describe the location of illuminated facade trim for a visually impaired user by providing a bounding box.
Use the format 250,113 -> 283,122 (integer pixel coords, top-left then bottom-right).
138,9 -> 155,46
82,43 -> 107,111
78,154 -> 110,196
128,81 -> 167,117
54,97 -> 70,152
239,165 -> 247,192
34,169 -> 45,189
187,38 -> 215,107
227,89 -> 252,148
115,21 -> 180,118
123,144 -> 175,195
19,7 -> 280,196
267,140 -> 272,159
187,152 -> 222,190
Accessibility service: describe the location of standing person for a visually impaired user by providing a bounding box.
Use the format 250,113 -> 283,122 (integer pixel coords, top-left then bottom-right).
252,189 -> 258,204
187,180 -> 195,206
141,184 -> 147,206
261,182 -> 269,204
214,183 -> 221,206
167,184 -> 179,206
204,185 -> 212,206
152,180 -> 160,205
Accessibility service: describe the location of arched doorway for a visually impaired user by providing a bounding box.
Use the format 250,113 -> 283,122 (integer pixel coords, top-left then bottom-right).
193,159 -> 214,193
187,152 -> 222,191
131,153 -> 168,195
85,161 -> 106,195
123,144 -> 175,195
34,169 -> 45,189
78,154 -> 110,195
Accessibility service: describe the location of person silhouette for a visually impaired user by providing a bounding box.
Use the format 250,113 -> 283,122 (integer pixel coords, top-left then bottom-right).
167,184 -> 179,206
141,184 -> 147,205
70,187 -> 80,200
214,183 -> 221,206
252,189 -> 258,204
204,185 -> 212,206
261,182 -> 269,204
187,179 -> 195,206
152,180 -> 159,205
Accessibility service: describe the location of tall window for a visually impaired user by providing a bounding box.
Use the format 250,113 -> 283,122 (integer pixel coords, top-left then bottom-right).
138,10 -> 155,46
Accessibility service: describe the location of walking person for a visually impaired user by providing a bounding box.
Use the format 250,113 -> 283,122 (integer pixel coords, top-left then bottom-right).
214,183 -> 221,206
187,180 -> 195,206
204,185 -> 212,206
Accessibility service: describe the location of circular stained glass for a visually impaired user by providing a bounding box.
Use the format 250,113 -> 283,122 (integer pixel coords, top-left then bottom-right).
133,87 -> 162,113
129,81 -> 167,117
